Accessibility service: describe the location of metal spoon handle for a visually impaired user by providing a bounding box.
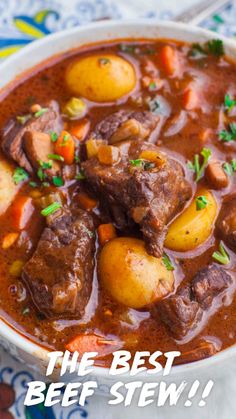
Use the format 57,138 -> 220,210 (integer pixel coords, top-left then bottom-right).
174,0 -> 230,25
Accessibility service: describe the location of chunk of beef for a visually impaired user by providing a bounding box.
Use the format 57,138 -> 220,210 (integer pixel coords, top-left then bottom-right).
216,197 -> 236,248
1,101 -> 62,174
23,131 -> 60,176
158,264 -> 232,340
22,207 -> 95,317
82,141 -> 191,257
92,110 -> 159,143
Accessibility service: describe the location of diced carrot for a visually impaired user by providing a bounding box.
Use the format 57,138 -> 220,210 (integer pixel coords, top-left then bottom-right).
183,88 -> 199,110
11,196 -> 34,230
2,232 -> 19,249
160,45 -> 179,76
65,333 -> 120,357
70,118 -> 90,141
77,192 -> 97,210
54,130 -> 75,165
98,223 -> 116,246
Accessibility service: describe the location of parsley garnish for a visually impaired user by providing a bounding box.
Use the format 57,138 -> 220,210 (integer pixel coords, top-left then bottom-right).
130,159 -> 143,167
74,155 -> 80,163
196,195 -> 209,211
75,170 -> 86,181
219,123 -> 236,142
52,176 -> 64,187
38,160 -> 53,170
223,159 -> 236,176
29,181 -> 37,188
189,39 -> 224,58
162,253 -> 174,271
187,148 -> 212,182
224,94 -> 236,112
16,114 -> 31,125
34,107 -> 48,118
13,167 -> 29,185
149,81 -> 157,91
129,159 -> 155,171
41,202 -> 61,217
50,131 -> 58,142
47,153 -> 64,162
212,242 -> 230,265
61,134 -> 69,146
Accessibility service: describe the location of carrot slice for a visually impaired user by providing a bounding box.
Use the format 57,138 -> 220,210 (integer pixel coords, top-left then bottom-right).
70,118 -> 90,141
98,223 -> 116,246
2,232 -> 19,249
11,196 -> 34,230
160,45 -> 179,76
65,333 -> 120,357
77,192 -> 97,210
54,130 -> 75,165
183,88 -> 199,110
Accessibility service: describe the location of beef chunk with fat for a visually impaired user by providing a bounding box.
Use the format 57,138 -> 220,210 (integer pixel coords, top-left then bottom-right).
1,101 -> 62,174
157,264 -> 232,340
82,141 -> 191,257
22,208 -> 95,317
216,197 -> 236,249
92,110 -> 159,143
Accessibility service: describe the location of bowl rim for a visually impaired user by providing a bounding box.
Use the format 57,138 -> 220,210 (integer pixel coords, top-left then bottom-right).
1,17 -> 236,379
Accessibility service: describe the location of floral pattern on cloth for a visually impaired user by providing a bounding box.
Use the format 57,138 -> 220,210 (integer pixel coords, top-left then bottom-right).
1,0 -> 236,418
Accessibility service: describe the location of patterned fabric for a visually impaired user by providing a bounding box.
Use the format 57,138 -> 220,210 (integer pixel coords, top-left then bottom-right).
1,0 -> 236,417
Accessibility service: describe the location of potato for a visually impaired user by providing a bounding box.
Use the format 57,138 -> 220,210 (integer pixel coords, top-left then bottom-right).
65,54 -> 136,102
98,237 -> 174,308
0,160 -> 19,216
165,188 -> 217,252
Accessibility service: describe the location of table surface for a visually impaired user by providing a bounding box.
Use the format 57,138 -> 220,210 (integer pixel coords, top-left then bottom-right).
1,0 -> 236,418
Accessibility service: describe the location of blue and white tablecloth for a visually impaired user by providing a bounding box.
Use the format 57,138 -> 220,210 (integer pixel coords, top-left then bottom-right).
1,0 -> 236,418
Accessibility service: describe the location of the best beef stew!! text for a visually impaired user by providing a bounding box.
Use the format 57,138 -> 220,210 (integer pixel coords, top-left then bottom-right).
0,38 -> 236,367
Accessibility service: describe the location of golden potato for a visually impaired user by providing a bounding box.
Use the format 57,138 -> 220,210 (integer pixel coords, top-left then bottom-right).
98,237 -> 174,308
0,160 -> 19,216
65,54 -> 136,102
165,188 -> 217,252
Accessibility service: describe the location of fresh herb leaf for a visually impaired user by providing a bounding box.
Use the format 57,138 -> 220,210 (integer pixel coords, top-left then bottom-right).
41,202 -> 61,217
196,195 -> 209,211
130,159 -> 144,167
75,170 -> 86,180
212,242 -> 230,265
222,159 -> 236,176
98,57 -> 110,65
37,167 -> 45,181
13,167 -> 29,185
224,94 -> 236,112
61,134 -> 69,146
16,114 -> 31,125
50,131 -> 58,142
207,39 -> 224,56
52,176 -> 64,187
42,182 -> 50,188
29,181 -> 37,188
74,155 -> 80,163
149,81 -> 157,91
34,107 -> 48,118
47,153 -> 64,162
219,122 -> 236,142
38,160 -> 53,169
187,148 -> 212,182
189,43 -> 207,59
162,253 -> 174,271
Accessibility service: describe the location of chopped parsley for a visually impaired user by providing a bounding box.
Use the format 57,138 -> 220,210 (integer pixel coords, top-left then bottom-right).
224,94 -> 236,112
52,176 -> 64,187
130,159 -> 143,167
162,254 -> 174,271
47,153 -> 64,162
16,114 -> 31,125
75,170 -> 86,181
98,57 -> 110,65
149,81 -> 157,91
74,155 -> 80,163
50,131 -> 58,142
189,39 -> 224,58
61,134 -> 70,146
34,107 -> 48,118
38,160 -> 53,170
29,181 -> 37,188
41,202 -> 61,217
12,167 -> 29,185
219,123 -> 236,142
223,159 -> 236,176
187,148 -> 212,182
196,195 -> 209,211
37,167 -> 45,181
212,242 -> 230,265
129,159 -> 155,171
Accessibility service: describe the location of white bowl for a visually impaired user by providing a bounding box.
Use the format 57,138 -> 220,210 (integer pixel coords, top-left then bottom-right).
1,19 -> 236,395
